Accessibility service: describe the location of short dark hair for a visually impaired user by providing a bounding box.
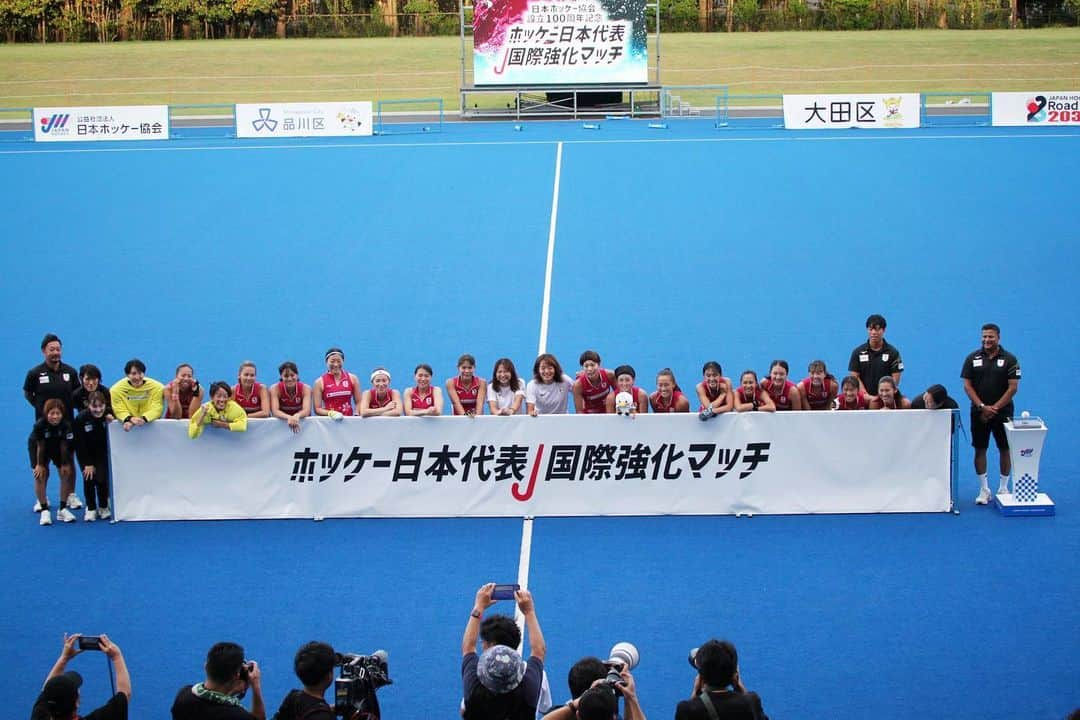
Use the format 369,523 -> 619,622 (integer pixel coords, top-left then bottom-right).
294,641 -> 336,687
613,365 -> 635,380
79,364 -> 101,380
865,314 -> 887,329
414,363 -> 433,376
926,384 -> 948,405
576,685 -> 618,720
41,333 -> 61,350
205,642 -> 246,685
567,656 -> 606,699
209,381 -> 232,398
124,358 -> 146,375
279,361 -> 299,377
479,614 -> 520,649
982,323 -> 1001,334
695,639 -> 738,689
579,350 -> 601,366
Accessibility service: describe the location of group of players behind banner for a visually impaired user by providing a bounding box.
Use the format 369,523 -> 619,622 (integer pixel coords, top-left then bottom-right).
25,314 -> 1021,525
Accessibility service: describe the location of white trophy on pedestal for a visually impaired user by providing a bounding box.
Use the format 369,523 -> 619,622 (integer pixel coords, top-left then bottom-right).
995,411 -> 1054,516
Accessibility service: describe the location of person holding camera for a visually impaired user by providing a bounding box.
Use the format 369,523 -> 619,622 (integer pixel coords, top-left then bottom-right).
270,641 -> 335,720
462,583 -> 547,720
32,633 -> 131,720
676,640 -> 768,720
543,665 -> 646,720
172,642 -> 265,720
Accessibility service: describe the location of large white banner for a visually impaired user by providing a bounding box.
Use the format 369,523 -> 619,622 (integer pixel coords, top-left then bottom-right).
33,105 -> 169,142
783,93 -> 920,130
992,91 -> 1080,126
235,102 -> 373,138
110,412 -> 952,521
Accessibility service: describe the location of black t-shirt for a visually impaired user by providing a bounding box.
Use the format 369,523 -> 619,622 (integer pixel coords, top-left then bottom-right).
24,362 -> 81,420
462,652 -> 544,720
172,686 -> 257,720
271,689 -> 334,720
75,410 -> 110,467
848,340 -> 903,393
73,385 -> 115,417
31,691 -> 128,720
674,690 -> 769,720
30,417 -> 75,465
960,346 -> 1020,411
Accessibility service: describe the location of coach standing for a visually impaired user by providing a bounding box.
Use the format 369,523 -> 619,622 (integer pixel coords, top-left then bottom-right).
848,314 -> 904,400
961,323 -> 1021,505
24,334 -> 82,513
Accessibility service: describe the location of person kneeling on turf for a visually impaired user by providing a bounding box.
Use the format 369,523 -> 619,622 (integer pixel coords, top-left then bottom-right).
271,642 -> 335,720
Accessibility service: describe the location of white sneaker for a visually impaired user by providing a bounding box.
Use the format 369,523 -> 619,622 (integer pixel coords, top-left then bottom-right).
39,510 -> 53,526
58,507 -> 76,523
33,500 -> 42,513
85,509 -> 98,522
98,506 -> 111,521
66,493 -> 83,510
975,487 -> 992,505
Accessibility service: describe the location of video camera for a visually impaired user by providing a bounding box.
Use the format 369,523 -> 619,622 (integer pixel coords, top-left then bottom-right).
334,650 -> 392,720
601,642 -> 639,696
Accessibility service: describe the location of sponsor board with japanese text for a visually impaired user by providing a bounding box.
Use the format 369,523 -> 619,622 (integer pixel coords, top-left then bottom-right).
991,91 -> 1080,126
235,102 -> 373,138
110,412 -> 952,521
473,0 -> 648,85
33,105 -> 169,142
782,93 -> 920,130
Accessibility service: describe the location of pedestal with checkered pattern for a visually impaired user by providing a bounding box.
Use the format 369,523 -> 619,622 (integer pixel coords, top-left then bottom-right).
995,417 -> 1054,516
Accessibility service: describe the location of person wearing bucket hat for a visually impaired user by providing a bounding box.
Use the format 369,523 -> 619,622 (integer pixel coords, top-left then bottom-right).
32,633 -> 131,720
462,583 -> 547,720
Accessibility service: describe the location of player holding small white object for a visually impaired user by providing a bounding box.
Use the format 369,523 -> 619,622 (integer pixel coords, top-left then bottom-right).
604,365 -> 648,415
695,361 -> 733,420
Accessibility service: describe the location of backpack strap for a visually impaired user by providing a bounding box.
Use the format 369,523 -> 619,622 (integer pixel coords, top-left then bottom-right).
697,690 -> 722,720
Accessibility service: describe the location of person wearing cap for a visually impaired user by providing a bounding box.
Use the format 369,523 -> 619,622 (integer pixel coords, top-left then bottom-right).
675,639 -> 768,720
32,633 -> 130,720
360,368 -> 403,417
171,641 -> 265,720
462,583 -> 547,720
313,348 -> 361,419
910,384 -> 959,411
269,641 -> 335,720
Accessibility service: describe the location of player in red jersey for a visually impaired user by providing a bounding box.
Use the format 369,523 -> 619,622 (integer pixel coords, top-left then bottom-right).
314,347 -> 362,419
834,376 -> 869,410
604,365 -> 648,415
799,359 -> 839,411
270,361 -> 311,433
734,370 -> 776,413
360,367 -> 402,417
650,368 -> 690,413
405,363 -> 444,416
233,361 -> 270,417
869,376 -> 911,409
572,350 -> 616,414
695,361 -> 734,419
164,363 -> 203,419
447,354 -> 488,417
760,360 -> 802,411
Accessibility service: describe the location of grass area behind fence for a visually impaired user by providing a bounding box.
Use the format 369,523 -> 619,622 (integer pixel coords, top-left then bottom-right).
1,29 -> 1078,110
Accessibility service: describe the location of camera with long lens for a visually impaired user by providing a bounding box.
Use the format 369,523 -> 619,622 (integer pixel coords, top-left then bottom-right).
601,642 -> 639,696
334,650 -> 392,720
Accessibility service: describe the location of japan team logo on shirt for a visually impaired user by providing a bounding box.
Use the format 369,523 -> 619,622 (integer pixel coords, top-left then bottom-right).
882,354 -> 889,361
997,358 -> 1005,367
62,373 -> 70,382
